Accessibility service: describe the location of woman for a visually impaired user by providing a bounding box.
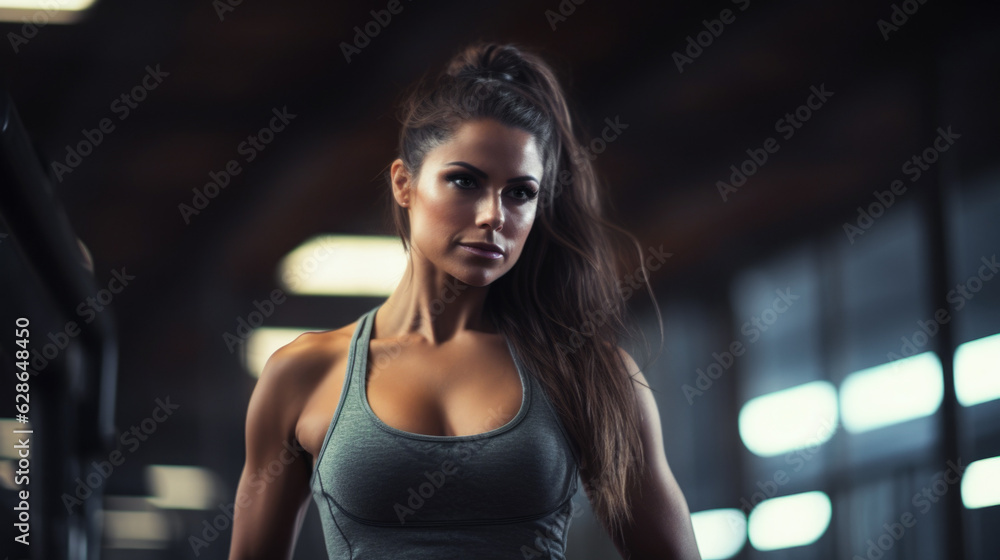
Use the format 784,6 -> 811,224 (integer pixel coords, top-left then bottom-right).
229,42 -> 702,560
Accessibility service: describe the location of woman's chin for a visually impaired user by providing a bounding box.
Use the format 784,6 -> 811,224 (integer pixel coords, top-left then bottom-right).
453,269 -> 503,288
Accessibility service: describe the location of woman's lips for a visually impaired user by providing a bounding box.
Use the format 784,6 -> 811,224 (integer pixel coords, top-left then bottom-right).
459,244 -> 503,259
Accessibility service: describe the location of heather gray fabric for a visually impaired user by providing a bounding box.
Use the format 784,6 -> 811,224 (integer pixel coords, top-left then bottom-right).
309,303 -> 582,559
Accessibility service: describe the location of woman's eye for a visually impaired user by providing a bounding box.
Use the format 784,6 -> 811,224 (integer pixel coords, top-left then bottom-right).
510,186 -> 539,201
449,174 -> 477,189
447,174 -> 537,201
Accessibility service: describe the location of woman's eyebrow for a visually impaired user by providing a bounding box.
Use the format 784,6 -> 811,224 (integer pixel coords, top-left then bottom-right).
445,161 -> 538,184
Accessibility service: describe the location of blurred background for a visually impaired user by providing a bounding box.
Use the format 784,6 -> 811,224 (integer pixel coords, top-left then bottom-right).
1,0 -> 998,558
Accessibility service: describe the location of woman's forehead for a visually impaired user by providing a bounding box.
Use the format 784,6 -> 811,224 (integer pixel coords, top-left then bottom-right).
427,120 -> 543,169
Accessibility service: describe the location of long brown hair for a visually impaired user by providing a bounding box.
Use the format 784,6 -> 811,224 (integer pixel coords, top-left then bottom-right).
385,41 -> 663,545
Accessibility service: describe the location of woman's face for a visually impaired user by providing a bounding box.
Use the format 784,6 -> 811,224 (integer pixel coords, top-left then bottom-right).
392,118 -> 544,287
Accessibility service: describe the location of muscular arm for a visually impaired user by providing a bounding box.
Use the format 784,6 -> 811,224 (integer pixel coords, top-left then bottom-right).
591,348 -> 703,560
228,335 -> 330,560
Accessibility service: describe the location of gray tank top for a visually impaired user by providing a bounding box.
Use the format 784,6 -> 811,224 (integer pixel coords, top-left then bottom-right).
308,304 -> 582,559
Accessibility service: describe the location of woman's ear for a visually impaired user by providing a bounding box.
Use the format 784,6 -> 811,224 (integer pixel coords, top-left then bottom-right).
390,159 -> 412,208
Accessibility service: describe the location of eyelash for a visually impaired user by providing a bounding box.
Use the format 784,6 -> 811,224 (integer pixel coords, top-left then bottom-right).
447,173 -> 539,201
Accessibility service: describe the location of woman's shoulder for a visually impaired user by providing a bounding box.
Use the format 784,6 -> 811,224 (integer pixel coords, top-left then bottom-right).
252,321 -> 360,410
243,321 -> 364,459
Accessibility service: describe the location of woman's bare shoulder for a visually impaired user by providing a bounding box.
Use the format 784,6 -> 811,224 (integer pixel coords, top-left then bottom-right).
252,322 -> 360,412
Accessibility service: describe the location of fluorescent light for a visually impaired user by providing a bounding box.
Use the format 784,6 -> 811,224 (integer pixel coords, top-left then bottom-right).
278,235 -> 407,296
962,456 -> 1000,509
0,460 -> 18,491
104,495 -> 157,511
0,0 -> 97,24
0,418 -> 33,459
691,509 -> 746,559
738,381 -> 838,457
840,352 -> 943,433
0,0 -> 93,7
102,510 -> 170,549
145,465 -> 221,510
0,419 -> 33,490
245,326 -> 311,378
748,491 -> 831,551
955,333 -> 1000,406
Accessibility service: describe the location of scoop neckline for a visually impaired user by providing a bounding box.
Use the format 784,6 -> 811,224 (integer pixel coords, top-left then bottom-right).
357,304 -> 531,442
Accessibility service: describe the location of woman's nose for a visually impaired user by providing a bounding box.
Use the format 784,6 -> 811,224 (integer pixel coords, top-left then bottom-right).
477,191 -> 504,231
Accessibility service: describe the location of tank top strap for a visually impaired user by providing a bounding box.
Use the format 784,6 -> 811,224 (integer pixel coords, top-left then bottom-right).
307,304 -> 379,491
348,303 -> 380,405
